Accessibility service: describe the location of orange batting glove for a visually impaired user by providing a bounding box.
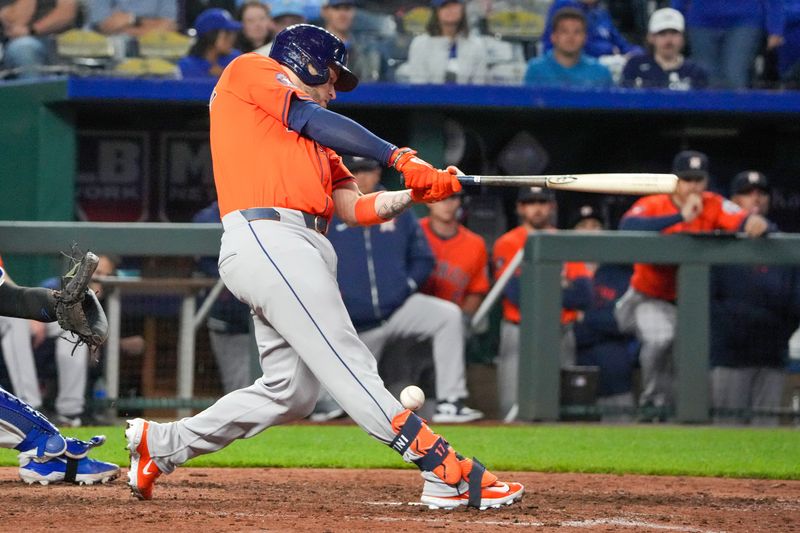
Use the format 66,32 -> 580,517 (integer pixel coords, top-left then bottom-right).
411,166 -> 462,203
391,147 -> 438,190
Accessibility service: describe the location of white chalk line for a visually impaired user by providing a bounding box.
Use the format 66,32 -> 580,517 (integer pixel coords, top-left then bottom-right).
357,503 -> 727,532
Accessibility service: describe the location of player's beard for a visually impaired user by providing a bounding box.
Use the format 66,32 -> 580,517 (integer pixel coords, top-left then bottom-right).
294,77 -> 330,108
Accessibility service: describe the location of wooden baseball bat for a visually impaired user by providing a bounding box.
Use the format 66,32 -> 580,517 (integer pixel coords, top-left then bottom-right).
457,173 -> 678,195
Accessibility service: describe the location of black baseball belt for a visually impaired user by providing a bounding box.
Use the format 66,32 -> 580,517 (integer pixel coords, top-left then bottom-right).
239,207 -> 328,235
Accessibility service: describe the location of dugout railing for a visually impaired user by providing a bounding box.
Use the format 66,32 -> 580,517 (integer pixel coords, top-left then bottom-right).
1,222 -> 799,422
519,231 -> 800,423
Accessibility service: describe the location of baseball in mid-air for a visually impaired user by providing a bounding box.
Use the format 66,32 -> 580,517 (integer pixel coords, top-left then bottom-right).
400,385 -> 425,411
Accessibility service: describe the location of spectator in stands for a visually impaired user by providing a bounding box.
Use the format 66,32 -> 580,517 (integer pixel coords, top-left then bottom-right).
0,0 -> 78,78
672,0 -> 784,89
570,205 -> 638,423
542,0 -> 643,58
493,187 -> 593,421
779,0 -> 800,87
179,8 -> 242,78
185,1 -> 237,31
710,171 -> 800,425
234,1 -> 272,53
193,201 -> 254,394
321,156 -> 483,423
320,0 -> 382,82
622,8 -> 708,90
419,192 -> 490,317
401,0 -> 487,84
253,0 -> 304,56
88,0 -> 177,37
614,151 -> 770,420
525,7 -> 613,89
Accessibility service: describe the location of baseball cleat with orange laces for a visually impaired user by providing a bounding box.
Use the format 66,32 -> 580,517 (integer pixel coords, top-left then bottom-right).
125,418 -> 161,500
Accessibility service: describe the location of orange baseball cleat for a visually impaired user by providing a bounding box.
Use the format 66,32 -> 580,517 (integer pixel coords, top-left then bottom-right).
420,457 -> 525,510
126,418 -> 161,500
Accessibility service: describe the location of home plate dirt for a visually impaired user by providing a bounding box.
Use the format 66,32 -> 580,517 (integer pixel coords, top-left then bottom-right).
1,468 -> 798,532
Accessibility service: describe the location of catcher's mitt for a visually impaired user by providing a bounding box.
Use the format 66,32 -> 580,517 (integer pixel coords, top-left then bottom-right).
55,251 -> 109,350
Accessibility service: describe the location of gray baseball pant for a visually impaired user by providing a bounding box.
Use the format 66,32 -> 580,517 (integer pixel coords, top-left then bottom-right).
711,366 -> 784,426
146,209 -> 405,473
615,288 -> 676,408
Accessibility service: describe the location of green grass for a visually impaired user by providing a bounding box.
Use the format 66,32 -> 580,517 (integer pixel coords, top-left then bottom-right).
2,424 -> 798,479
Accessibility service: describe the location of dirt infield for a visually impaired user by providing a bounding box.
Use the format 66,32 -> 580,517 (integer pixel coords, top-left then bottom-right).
2,467 -> 798,532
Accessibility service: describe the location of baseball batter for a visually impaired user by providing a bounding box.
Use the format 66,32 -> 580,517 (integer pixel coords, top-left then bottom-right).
126,24 -> 523,509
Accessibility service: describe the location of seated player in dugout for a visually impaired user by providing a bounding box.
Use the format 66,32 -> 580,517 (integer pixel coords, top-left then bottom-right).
492,187 -> 593,422
614,151 -> 769,418
31,254 -> 144,427
420,191 -> 490,317
125,24 -> 523,509
710,171 -> 800,426
569,205 -> 639,422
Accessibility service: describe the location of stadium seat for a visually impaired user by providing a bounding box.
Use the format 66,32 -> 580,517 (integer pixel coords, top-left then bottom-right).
56,29 -> 114,69
138,31 -> 192,61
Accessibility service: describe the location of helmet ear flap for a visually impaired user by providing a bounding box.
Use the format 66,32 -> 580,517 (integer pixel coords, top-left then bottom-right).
304,59 -> 330,84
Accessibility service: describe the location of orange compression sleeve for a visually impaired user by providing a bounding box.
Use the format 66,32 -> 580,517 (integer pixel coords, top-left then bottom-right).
354,192 -> 386,226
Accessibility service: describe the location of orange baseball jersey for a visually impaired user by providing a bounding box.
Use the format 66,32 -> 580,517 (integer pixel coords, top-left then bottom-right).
209,53 -> 355,219
419,217 -> 490,307
623,191 -> 747,301
492,226 -> 591,324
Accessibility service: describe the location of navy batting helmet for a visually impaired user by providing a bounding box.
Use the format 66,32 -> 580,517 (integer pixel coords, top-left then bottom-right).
269,24 -> 358,92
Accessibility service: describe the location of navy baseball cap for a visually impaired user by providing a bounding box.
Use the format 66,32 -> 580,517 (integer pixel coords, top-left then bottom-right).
672,150 -> 709,181
518,186 -> 555,203
324,0 -> 357,6
569,204 -> 605,228
344,156 -> 381,172
431,0 -> 464,7
194,8 -> 242,36
731,170 -> 770,196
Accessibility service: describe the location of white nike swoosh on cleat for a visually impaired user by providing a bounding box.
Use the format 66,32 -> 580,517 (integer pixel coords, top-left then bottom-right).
487,482 -> 509,493
142,459 -> 156,476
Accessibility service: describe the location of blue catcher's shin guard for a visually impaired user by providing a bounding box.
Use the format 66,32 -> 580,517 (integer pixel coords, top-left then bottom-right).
0,386 -> 66,458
